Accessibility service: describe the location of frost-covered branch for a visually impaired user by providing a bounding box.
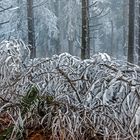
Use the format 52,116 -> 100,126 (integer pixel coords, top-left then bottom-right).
0,40 -> 140,139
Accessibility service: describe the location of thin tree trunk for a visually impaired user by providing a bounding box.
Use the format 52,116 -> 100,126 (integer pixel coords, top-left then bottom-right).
27,0 -> 36,58
138,1 -> 140,66
123,0 -> 128,56
53,0 -> 60,55
110,20 -> 114,57
127,0 -> 135,63
68,39 -> 74,55
81,0 -> 90,60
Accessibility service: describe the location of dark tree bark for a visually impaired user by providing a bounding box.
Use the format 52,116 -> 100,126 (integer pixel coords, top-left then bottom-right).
27,0 -> 36,58
127,0 -> 135,63
138,2 -> 140,66
81,0 -> 90,60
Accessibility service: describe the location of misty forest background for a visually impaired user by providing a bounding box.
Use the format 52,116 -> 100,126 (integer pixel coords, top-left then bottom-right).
0,0 -> 137,62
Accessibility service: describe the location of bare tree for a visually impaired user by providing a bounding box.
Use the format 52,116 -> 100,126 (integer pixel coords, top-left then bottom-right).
81,0 -> 90,60
27,0 -> 36,58
138,1 -> 140,66
110,20 -> 114,56
0,5 -> 12,25
127,0 -> 135,63
53,0 -> 61,55
123,0 -> 128,56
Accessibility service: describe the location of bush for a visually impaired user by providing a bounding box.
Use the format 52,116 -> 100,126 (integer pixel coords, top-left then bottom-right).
0,40 -> 140,139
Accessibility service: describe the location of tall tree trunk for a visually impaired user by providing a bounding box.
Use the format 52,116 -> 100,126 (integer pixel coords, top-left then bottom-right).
27,0 -> 36,58
123,0 -> 128,57
138,1 -> 140,66
127,0 -> 135,63
68,39 -> 74,55
81,0 -> 90,60
53,0 -> 60,55
110,20 -> 114,57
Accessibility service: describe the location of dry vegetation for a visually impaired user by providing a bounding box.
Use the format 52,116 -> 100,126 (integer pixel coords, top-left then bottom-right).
0,40 -> 140,140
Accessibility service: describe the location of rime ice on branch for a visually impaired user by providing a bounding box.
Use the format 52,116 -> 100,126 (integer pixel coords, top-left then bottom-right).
0,40 -> 140,139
